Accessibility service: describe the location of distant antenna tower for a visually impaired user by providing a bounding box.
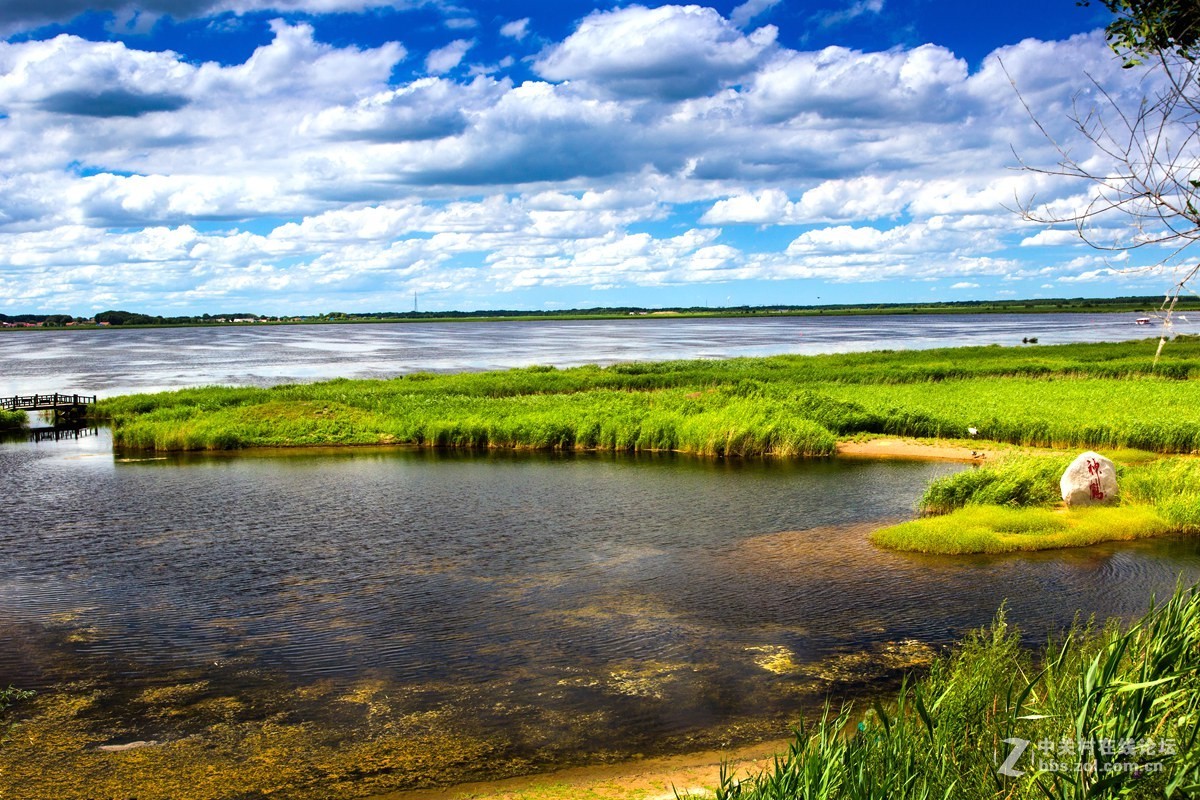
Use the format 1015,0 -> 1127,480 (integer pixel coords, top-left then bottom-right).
413,292 -> 418,313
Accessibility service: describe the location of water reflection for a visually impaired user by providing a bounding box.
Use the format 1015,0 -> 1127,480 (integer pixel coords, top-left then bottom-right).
0,425 -> 100,444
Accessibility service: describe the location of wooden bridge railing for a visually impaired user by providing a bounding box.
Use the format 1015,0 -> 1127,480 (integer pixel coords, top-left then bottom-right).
0,393 -> 98,412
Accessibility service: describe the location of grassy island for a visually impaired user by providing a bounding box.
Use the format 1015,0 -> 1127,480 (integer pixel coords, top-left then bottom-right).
870,450 -> 1200,554
97,338 -> 1200,456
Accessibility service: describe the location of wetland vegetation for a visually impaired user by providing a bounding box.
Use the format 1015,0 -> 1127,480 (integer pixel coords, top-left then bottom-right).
12,337 -> 1200,798
96,338 -> 1200,455
0,409 -> 26,430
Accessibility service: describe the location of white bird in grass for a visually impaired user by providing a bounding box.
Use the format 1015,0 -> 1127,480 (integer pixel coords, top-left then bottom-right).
968,427 -> 978,437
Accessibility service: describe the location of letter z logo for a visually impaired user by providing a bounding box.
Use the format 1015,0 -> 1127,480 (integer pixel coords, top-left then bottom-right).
998,737 -> 1030,777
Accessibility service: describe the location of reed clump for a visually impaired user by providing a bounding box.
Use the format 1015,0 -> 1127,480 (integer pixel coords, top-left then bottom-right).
0,409 -> 26,430
919,455 -> 1073,515
708,582 -> 1200,800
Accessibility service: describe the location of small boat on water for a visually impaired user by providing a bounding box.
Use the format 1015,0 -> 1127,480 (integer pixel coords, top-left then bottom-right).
1135,317 -> 1152,325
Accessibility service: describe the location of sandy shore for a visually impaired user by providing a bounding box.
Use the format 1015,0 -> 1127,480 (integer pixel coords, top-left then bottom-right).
836,438 -> 994,462
374,738 -> 792,800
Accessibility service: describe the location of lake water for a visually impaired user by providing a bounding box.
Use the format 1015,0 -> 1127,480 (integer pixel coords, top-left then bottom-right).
1,313 -> 1197,795
1,432 -> 1199,793
0,312 -> 1170,396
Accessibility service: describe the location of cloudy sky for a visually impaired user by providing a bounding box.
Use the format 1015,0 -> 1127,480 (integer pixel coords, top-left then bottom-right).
0,0 -> 1183,314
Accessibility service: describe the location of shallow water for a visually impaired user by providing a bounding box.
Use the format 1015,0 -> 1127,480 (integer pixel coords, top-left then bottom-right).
0,312 -> 1169,396
2,432 -> 1199,793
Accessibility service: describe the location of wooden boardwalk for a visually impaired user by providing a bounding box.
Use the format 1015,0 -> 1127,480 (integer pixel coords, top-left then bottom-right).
1,393 -> 97,423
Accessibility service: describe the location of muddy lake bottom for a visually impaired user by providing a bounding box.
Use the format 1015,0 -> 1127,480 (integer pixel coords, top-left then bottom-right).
2,433 -> 1200,798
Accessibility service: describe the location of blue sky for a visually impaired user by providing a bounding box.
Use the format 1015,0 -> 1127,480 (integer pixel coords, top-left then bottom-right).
0,0 -> 1182,314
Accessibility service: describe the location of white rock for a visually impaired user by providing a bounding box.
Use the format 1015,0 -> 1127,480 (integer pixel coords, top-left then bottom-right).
1060,451 -> 1118,506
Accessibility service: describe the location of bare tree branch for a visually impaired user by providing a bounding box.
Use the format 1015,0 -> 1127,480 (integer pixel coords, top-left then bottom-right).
1009,47 -> 1200,360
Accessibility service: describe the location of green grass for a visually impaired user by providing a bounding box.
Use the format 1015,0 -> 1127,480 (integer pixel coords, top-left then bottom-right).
0,685 -> 33,715
708,582 -> 1200,800
0,409 -> 26,430
821,378 -> 1200,451
870,504 -> 1172,554
93,339 -> 1200,453
101,388 -> 838,456
0,685 -> 33,749
1122,458 -> 1200,532
919,455 -> 1073,514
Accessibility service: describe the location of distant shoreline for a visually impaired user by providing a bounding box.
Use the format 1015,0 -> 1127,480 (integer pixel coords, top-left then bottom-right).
0,295 -> 1188,331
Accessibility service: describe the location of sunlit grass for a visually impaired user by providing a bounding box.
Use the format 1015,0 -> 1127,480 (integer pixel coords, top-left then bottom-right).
822,377 -> 1200,451
1121,457 -> 1200,532
870,504 -> 1172,554
918,455 -> 1072,514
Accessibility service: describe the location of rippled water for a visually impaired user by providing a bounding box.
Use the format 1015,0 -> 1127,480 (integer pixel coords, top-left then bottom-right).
2,432 -> 1199,784
0,312 -> 1170,396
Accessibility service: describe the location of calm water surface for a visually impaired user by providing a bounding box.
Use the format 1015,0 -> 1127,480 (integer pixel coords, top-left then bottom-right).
1,432 -> 1198,785
0,312 -> 1172,396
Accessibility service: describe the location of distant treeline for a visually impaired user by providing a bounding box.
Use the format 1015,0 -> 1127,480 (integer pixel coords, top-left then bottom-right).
318,295 -> 1196,319
0,310 -> 273,326
93,310 -> 270,326
2,295 -> 1194,327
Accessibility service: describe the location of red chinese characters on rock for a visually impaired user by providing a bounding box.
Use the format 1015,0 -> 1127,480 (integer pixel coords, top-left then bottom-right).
1086,458 -> 1105,501
1061,451 -> 1117,507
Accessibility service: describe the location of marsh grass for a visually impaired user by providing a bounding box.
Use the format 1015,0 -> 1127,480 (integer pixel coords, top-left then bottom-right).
1122,458 -> 1200,532
919,456 -> 1073,515
0,409 -> 26,430
95,340 -> 1200,453
710,583 -> 1200,800
870,505 -> 1172,554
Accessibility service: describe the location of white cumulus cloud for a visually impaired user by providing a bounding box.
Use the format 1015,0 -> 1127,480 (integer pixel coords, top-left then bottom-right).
500,17 -> 530,40
425,39 -> 474,75
535,5 -> 777,99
